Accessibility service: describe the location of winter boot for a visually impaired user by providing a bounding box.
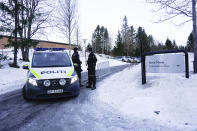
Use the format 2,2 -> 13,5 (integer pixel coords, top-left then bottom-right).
86,81 -> 91,88
91,86 -> 96,90
86,84 -> 91,88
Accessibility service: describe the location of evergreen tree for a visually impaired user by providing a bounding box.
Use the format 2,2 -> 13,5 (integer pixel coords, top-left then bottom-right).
113,31 -> 123,56
0,0 -> 20,67
178,45 -> 185,50
19,0 -> 53,61
127,26 -> 135,56
100,26 -> 105,53
165,38 -> 173,50
121,16 -> 130,56
120,16 -> 136,56
186,32 -> 194,52
135,27 -> 150,56
92,25 -> 102,53
147,35 -> 154,49
172,40 -> 178,49
121,16 -> 128,42
91,25 -> 111,54
104,28 -> 110,54
0,0 -> 52,62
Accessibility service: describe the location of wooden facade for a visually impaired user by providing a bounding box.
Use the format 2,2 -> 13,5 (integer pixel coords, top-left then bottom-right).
0,36 -> 75,49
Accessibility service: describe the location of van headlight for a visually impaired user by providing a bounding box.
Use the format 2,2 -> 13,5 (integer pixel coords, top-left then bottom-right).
28,78 -> 37,86
59,79 -> 66,86
71,75 -> 78,84
43,80 -> 51,87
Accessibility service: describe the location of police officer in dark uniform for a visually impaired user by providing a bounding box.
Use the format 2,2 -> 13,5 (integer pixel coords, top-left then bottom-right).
86,47 -> 97,90
72,47 -> 83,87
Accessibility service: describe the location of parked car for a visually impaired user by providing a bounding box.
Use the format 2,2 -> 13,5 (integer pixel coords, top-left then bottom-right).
114,56 -> 123,61
134,57 -> 141,63
127,57 -> 135,63
122,56 -> 128,62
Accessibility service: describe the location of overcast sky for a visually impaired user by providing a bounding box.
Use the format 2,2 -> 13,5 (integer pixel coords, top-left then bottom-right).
46,0 -> 192,47
78,0 -> 192,47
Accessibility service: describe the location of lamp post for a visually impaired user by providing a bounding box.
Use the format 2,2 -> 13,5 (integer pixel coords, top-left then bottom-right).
83,39 -> 87,65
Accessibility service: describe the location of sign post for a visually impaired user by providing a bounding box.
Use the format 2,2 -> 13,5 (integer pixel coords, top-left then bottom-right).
142,50 -> 189,84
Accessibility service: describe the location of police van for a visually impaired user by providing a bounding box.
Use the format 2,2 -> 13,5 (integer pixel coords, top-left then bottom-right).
23,48 -> 80,100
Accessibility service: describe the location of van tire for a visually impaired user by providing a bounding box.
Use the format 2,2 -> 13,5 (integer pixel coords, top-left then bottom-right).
23,86 -> 31,101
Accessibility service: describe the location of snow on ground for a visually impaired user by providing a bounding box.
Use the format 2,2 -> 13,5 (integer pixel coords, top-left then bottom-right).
0,49 -> 128,95
0,66 -> 27,94
94,53 -> 197,130
0,49 -> 33,94
78,51 -> 128,72
1,49 -> 197,130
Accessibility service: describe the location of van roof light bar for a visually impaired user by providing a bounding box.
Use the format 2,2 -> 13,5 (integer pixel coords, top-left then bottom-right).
34,48 -> 66,51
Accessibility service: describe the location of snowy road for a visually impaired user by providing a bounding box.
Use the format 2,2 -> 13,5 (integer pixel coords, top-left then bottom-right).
0,65 -> 132,131
0,65 -> 182,131
0,87 -> 136,131
0,81 -> 175,131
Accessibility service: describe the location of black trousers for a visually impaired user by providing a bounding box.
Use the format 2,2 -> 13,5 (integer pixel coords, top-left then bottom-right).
74,67 -> 82,85
88,69 -> 96,87
76,71 -> 81,84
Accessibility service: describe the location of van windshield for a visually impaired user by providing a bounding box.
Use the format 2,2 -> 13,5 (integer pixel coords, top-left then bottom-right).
32,52 -> 72,67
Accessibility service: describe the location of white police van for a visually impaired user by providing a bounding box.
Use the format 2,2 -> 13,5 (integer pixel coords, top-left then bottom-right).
23,48 -> 80,100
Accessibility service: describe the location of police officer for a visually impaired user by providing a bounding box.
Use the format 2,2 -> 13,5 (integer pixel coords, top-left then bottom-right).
72,47 -> 83,87
86,47 -> 97,90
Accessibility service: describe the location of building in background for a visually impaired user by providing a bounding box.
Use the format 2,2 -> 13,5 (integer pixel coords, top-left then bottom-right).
0,36 -> 76,49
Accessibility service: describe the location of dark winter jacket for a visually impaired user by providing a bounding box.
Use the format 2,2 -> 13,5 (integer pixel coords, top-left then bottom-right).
87,52 -> 97,71
72,51 -> 82,72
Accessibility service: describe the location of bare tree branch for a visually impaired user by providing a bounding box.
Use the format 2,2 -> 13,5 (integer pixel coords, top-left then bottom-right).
56,0 -> 78,56
147,0 -> 192,24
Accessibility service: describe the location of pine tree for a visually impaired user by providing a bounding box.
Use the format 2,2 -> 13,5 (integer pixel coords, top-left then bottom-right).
121,16 -> 129,56
172,40 -> 178,49
135,27 -> 150,56
120,16 -> 136,56
127,26 -> 135,56
186,32 -> 194,52
1,0 -> 52,62
0,0 -> 20,67
100,26 -> 105,54
91,25 -> 111,54
165,38 -> 173,50
113,31 -> 123,56
92,25 -> 102,53
104,28 -> 109,54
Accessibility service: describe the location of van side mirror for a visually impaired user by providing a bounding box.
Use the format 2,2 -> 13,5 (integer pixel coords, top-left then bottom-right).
23,65 -> 29,70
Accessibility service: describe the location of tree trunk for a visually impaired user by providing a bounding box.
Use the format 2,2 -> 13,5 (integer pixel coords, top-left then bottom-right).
192,0 -> 197,73
21,46 -> 25,60
13,0 -> 18,67
24,47 -> 29,61
69,34 -> 71,56
25,13 -> 32,62
69,12 -> 71,56
13,44 -> 18,66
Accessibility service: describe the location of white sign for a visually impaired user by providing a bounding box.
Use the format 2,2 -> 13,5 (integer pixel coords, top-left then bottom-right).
146,53 -> 185,73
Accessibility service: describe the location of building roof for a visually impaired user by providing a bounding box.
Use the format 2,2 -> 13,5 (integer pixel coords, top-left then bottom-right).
0,35 -> 77,46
